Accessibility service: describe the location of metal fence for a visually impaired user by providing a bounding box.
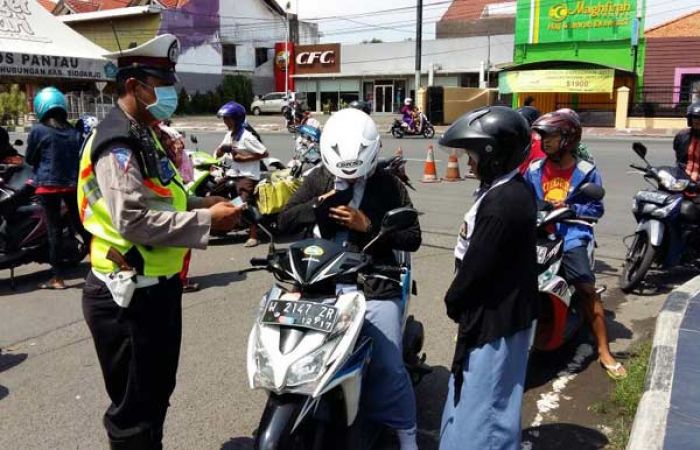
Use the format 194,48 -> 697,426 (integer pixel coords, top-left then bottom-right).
628,87 -> 696,118
64,91 -> 116,121
554,101 -> 616,127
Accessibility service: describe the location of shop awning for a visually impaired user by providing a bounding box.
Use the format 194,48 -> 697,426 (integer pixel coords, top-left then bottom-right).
0,0 -> 113,82
498,68 -> 616,94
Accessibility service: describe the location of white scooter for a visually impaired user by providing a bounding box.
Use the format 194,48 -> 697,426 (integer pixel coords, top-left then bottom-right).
244,207 -> 429,450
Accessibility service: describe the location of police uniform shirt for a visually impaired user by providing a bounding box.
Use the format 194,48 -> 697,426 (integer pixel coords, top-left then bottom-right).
94,142 -> 211,250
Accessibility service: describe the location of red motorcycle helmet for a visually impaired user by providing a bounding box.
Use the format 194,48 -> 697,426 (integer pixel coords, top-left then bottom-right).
532,111 -> 582,154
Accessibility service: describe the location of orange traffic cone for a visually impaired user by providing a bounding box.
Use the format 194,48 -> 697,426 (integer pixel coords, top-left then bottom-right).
421,145 -> 441,183
395,146 -> 404,157
444,150 -> 462,182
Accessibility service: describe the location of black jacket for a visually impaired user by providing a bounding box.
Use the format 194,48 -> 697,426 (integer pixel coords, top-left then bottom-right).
674,128 -> 695,169
278,166 -> 421,299
445,175 -> 539,402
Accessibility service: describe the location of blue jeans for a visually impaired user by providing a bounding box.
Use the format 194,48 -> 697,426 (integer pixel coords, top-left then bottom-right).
359,298 -> 417,430
439,324 -> 533,450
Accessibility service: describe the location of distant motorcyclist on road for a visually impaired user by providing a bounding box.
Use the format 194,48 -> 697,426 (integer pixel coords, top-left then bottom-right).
214,101 -> 268,247
524,111 -> 626,380
673,101 -> 700,182
400,98 -> 417,132
278,108 -> 422,450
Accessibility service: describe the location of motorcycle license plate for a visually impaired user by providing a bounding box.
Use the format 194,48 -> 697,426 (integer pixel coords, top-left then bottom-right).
260,300 -> 338,333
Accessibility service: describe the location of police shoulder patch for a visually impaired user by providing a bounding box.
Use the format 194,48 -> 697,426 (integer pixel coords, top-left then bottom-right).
111,148 -> 131,173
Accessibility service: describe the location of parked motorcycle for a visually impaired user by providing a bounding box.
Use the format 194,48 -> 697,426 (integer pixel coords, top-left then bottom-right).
620,142 -> 700,293
0,159 -> 87,287
244,206 -> 429,450
534,183 -> 606,351
391,112 -> 435,139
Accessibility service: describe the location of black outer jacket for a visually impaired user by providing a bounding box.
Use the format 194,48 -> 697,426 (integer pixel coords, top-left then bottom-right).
445,175 -> 539,404
674,128 -> 694,170
277,166 -> 421,299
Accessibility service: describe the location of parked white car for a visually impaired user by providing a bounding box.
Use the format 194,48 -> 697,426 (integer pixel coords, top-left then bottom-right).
250,92 -> 307,115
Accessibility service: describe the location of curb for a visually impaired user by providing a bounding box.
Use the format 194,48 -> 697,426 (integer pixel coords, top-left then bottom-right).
626,275 -> 700,450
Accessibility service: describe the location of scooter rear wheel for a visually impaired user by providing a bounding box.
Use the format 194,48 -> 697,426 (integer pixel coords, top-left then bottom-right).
620,232 -> 656,293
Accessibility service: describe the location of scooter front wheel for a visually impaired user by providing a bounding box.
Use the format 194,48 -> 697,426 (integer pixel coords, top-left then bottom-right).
423,126 -> 435,139
391,127 -> 404,139
620,232 -> 656,293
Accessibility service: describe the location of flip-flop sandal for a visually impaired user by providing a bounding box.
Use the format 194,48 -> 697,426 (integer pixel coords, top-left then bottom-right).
600,360 -> 628,381
38,281 -> 67,290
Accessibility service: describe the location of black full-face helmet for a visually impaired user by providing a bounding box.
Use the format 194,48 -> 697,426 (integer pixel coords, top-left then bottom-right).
439,106 -> 531,184
687,102 -> 700,127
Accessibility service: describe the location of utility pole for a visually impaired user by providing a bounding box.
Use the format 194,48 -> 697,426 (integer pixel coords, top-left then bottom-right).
414,0 -> 422,96
284,2 -> 291,100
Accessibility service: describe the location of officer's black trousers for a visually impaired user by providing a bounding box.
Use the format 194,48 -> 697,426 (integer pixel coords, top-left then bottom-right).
82,271 -> 183,450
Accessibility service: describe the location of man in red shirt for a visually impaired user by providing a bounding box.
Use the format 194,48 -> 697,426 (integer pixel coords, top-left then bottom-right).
517,106 -> 545,174
525,112 -> 627,380
674,102 -> 700,181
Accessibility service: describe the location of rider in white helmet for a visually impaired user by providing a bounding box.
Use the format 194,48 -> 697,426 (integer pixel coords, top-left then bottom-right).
278,108 -> 421,450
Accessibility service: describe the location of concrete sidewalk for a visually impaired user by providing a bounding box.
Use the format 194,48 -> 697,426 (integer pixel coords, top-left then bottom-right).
170,113 -> 679,138
628,275 -> 700,450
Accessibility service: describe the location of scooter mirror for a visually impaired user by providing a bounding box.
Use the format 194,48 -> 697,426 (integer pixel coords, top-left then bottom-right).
579,182 -> 605,201
381,207 -> 418,232
362,207 -> 418,254
190,135 -> 198,144
632,142 -> 647,160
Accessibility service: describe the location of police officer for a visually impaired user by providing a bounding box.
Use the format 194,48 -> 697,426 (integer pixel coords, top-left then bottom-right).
79,34 -> 242,449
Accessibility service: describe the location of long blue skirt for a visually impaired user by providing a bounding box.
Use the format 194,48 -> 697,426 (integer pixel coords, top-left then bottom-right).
439,324 -> 533,450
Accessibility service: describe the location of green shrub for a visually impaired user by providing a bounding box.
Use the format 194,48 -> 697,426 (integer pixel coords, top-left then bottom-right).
0,85 -> 27,125
175,75 -> 253,116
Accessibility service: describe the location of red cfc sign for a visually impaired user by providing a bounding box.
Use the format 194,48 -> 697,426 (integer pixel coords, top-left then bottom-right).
294,44 -> 341,75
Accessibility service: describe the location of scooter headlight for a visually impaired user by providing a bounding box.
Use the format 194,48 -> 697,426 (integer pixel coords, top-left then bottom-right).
331,294 -> 361,336
287,339 -> 337,387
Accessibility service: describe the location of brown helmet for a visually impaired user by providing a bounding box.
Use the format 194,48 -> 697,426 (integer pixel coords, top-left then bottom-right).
532,111 -> 582,154
556,107 -> 580,122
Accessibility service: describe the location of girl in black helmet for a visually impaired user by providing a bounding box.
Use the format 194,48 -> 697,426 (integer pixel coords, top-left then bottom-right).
438,106 -> 539,450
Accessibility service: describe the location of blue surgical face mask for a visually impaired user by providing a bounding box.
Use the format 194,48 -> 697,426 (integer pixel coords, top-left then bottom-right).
139,82 -> 178,121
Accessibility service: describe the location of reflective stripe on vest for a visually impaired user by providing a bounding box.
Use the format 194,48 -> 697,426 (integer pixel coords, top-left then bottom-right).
78,131 -> 189,277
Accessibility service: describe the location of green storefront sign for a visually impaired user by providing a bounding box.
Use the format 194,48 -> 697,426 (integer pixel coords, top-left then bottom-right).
513,0 -> 645,74
516,0 -> 638,45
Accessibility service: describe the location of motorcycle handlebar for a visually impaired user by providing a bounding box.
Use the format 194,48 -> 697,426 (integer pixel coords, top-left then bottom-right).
629,164 -> 648,172
371,265 -> 405,276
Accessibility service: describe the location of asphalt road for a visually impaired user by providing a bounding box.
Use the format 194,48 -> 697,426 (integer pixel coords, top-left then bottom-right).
0,132 -> 691,449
